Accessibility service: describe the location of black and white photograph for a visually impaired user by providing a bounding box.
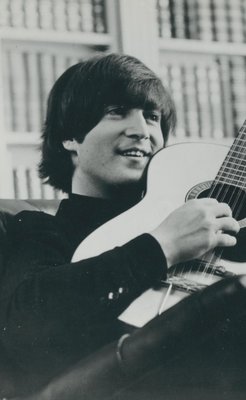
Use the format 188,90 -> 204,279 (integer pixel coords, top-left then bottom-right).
0,1 -> 246,399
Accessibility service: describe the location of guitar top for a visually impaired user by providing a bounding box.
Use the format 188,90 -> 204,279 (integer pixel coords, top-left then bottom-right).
72,141 -> 246,327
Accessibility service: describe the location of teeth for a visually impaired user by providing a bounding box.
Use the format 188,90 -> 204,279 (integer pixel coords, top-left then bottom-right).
122,150 -> 145,157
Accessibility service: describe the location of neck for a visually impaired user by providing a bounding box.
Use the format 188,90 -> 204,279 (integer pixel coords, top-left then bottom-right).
72,173 -> 144,205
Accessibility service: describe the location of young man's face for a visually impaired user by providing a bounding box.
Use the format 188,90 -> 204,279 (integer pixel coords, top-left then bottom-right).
68,106 -> 164,198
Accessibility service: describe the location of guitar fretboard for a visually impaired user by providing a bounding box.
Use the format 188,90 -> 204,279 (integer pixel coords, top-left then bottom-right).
214,122 -> 246,190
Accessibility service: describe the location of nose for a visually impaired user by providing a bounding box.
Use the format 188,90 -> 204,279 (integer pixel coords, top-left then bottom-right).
124,110 -> 150,140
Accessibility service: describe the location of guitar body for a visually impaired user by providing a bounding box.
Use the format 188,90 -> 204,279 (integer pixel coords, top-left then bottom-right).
72,143 -> 246,327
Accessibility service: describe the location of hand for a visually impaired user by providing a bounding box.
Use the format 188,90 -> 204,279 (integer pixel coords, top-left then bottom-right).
150,198 -> 240,268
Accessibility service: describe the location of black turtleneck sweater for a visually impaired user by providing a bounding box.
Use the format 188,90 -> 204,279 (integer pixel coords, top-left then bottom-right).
1,194 -> 167,394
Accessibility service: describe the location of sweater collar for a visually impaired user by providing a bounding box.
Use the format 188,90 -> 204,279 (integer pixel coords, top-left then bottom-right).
56,193 -> 141,234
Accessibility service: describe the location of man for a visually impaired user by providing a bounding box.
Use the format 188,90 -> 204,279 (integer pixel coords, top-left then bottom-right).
2,53 -> 242,398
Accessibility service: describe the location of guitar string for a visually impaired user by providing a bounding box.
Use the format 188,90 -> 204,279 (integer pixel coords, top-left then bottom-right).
201,176 -> 246,277
206,187 -> 246,277
169,124 -> 246,286
211,194 -> 246,271
173,123 -> 246,286
224,132 -> 246,221
219,135 -> 246,259
196,124 -> 246,279
216,141 -> 246,188
199,127 -> 246,275
209,127 -> 246,258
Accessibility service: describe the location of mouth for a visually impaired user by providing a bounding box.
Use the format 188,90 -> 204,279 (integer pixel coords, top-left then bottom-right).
117,148 -> 151,158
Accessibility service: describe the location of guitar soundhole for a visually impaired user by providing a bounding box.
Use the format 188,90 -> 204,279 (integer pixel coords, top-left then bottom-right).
187,181 -> 246,262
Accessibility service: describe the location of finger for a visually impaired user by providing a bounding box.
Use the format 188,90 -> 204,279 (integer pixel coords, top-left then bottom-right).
194,198 -> 218,206
216,232 -> 237,247
215,217 -> 240,234
213,202 -> 233,218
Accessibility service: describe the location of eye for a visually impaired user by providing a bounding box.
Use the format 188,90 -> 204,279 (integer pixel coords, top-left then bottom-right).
105,105 -> 127,117
144,110 -> 161,123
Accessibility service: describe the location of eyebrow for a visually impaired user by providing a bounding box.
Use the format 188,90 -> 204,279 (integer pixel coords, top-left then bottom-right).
143,105 -> 161,112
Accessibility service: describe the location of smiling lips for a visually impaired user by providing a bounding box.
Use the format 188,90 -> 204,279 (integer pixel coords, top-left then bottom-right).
118,148 -> 151,158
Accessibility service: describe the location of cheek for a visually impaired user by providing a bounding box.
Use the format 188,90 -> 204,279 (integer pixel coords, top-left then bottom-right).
154,129 -> 165,149
79,145 -> 108,171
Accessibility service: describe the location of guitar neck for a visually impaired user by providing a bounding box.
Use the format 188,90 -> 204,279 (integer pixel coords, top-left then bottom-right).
214,121 -> 246,190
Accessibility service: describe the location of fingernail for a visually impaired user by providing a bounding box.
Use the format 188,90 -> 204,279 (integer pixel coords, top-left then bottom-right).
239,276 -> 246,288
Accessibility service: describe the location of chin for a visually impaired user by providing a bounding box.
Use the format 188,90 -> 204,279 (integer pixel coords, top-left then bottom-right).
108,167 -> 147,192
114,172 -> 145,191
119,173 -> 144,185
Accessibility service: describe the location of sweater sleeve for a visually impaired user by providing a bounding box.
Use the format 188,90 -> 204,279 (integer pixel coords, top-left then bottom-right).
0,211 -> 167,383
4,212 -> 167,311
3,233 -> 167,323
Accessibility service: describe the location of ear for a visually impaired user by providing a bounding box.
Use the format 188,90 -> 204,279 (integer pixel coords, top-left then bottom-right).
62,139 -> 78,152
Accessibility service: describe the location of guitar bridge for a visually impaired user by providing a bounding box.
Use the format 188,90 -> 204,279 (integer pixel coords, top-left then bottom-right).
213,265 -> 235,278
163,276 -> 207,294
161,265 -> 235,295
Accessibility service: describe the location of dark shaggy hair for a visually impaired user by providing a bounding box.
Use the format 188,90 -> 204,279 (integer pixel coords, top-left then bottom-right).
39,53 -> 176,193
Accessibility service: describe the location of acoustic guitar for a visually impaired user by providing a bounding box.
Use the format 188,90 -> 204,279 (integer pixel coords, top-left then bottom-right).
72,123 -> 246,327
